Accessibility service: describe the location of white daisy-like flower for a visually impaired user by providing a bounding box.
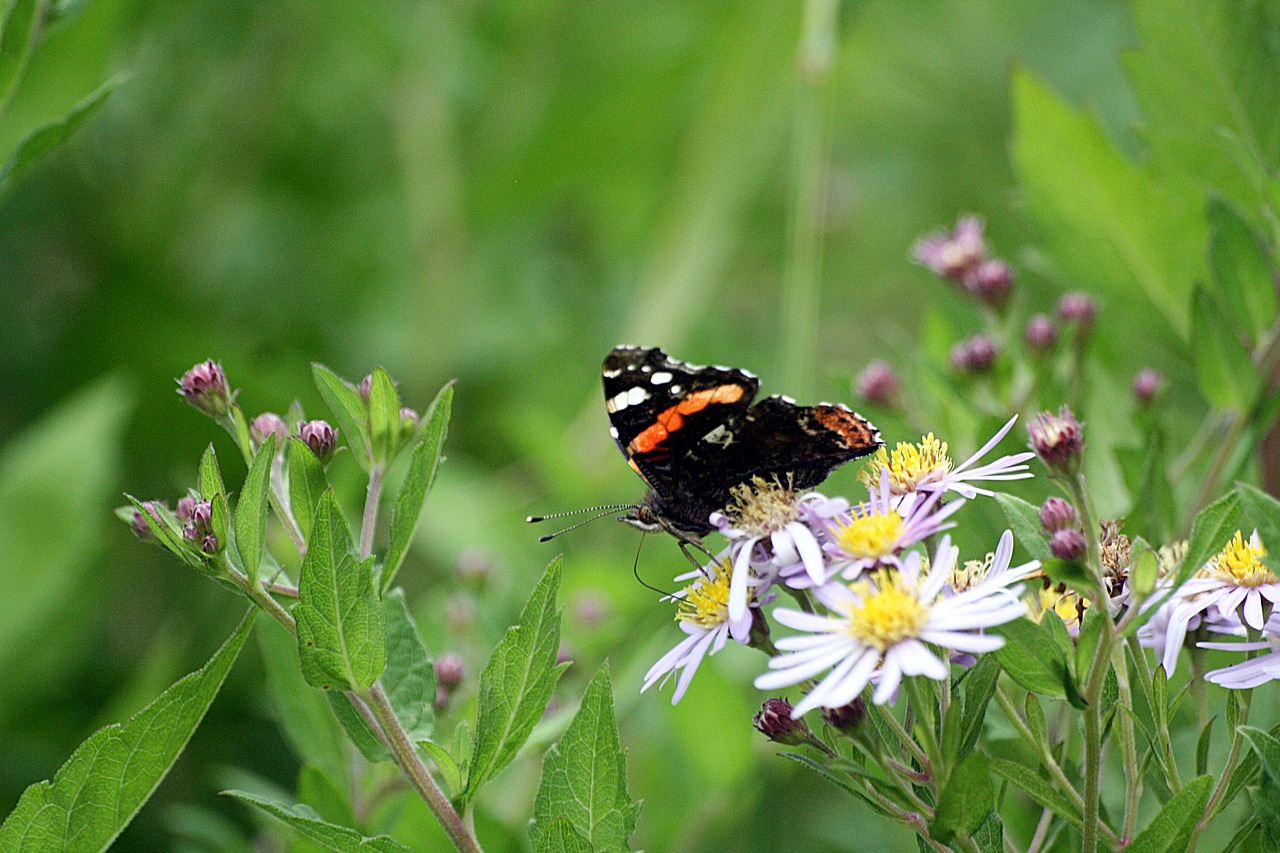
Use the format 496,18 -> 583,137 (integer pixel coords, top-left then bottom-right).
1153,530 -> 1280,674
642,555 -> 753,704
710,477 -> 826,622
858,415 -> 1035,502
1200,632 -> 1280,689
820,470 -> 964,582
756,536 -> 1033,715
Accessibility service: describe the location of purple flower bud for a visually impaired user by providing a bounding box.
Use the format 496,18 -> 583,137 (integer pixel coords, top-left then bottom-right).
131,501 -> 164,541
400,407 -> 420,441
182,523 -> 200,543
200,533 -> 220,555
1039,497 -> 1078,533
299,420 -> 337,463
556,644 -> 574,666
753,698 -> 810,745
821,697 -> 867,733
1133,369 -> 1162,407
912,215 -> 986,282
435,653 -> 464,692
855,360 -> 900,406
969,259 -> 1013,308
1057,291 -> 1097,328
1024,314 -> 1057,352
573,593 -> 608,628
176,495 -> 197,522
1050,528 -> 1087,562
1028,406 -> 1085,477
250,412 -> 289,449
456,548 -> 491,585
177,360 -> 234,418
950,334 -> 999,374
359,374 -> 373,401
190,500 -> 213,533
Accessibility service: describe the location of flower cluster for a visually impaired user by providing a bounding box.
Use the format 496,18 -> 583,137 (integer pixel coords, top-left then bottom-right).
642,416 -> 1040,715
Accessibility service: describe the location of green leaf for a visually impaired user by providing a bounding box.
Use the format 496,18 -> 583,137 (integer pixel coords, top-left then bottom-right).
462,557 -> 566,806
367,367 -> 401,467
296,493 -> 386,691
1024,693 -> 1047,744
125,494 -> 204,570
382,589 -> 435,739
1240,726 -> 1280,783
222,790 -> 409,853
287,436 -> 327,541
1252,785 -> 1280,851
1041,557 -> 1094,598
1196,718 -> 1214,777
1075,607 -> 1108,683
778,753 -> 896,817
297,764 -> 356,828
210,492 -> 230,557
990,618 -> 1067,699
327,693 -> 390,763
533,818 -> 593,853
970,810 -> 1004,853
1177,490 -> 1242,588
0,0 -> 38,112
0,611 -> 255,851
382,383 -> 452,592
1223,722 -> 1280,813
234,434 -> 275,583
1191,285 -> 1259,411
958,655 -> 1000,755
419,740 -> 462,797
312,364 -> 371,469
0,76 -> 124,189
987,755 -> 1083,828
256,618 -> 348,788
198,443 -> 226,503
1237,483 -> 1280,555
531,666 -> 638,853
1207,195 -> 1277,342
995,494 -> 1051,561
932,753 -> 994,842
1125,774 -> 1213,853
1012,69 -> 1203,338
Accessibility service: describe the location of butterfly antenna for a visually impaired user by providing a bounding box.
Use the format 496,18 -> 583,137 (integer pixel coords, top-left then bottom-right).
529,505 -> 635,543
631,532 -> 676,598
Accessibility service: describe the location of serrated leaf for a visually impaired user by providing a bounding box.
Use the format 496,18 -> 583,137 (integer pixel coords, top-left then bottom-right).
970,810 -> 1004,853
288,436 -> 326,541
296,493 -> 386,691
990,619 -> 1067,698
419,740 -> 461,797
0,612 -> 255,851
1192,285 -> 1259,411
1207,195 -> 1277,342
312,364 -> 371,469
1237,483 -> 1280,555
234,434 -> 275,583
198,444 -> 226,502
531,665 -> 638,853
223,790 -> 408,853
987,755 -> 1083,828
1177,490 -> 1242,588
932,753 -> 993,842
382,588 -> 434,739
327,693 -> 390,763
995,494 -> 1051,561
462,557 -> 565,806
0,0 -> 38,112
1125,774 -> 1213,853
367,368 -> 401,468
0,76 -> 123,189
382,384 -> 452,592
533,817 -> 593,853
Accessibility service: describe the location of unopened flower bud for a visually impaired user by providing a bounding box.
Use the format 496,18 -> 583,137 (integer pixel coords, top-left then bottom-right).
753,698 -> 809,745
177,360 -> 234,418
1024,314 -> 1057,352
912,216 -> 986,282
175,495 -> 197,522
1133,369 -> 1162,407
573,593 -> 608,628
400,407 -> 419,442
969,259 -> 1013,308
359,374 -> 373,401
1050,528 -> 1087,562
299,420 -> 337,464
250,412 -> 289,449
855,360 -> 900,406
950,334 -> 999,374
1039,497 -> 1078,533
182,523 -> 199,543
456,548 -> 491,586
200,533 -> 220,555
1057,292 -> 1097,328
190,500 -> 213,533
557,644 -> 574,666
821,698 -> 867,733
131,501 -> 164,540
435,653 -> 464,692
1028,406 -> 1084,476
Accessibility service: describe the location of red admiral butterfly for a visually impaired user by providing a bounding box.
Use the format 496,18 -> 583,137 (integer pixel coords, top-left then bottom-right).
600,345 -> 882,541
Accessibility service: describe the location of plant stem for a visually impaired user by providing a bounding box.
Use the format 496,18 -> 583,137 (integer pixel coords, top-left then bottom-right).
363,681 -> 484,853
993,686 -> 1086,815
360,465 -> 386,560
227,566 -> 297,635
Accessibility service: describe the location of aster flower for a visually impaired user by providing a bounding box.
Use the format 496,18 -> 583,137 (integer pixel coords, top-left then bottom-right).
946,530 -> 1040,595
912,215 -> 987,282
1152,530 -> 1280,674
1200,629 -> 1280,689
643,556 -> 754,704
710,477 -> 826,622
756,536 -> 1032,714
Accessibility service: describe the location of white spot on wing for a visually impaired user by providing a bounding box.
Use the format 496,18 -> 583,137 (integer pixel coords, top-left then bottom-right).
650,371 -> 673,384
780,395 -> 797,404
669,384 -> 682,394
609,426 -> 619,439
603,368 -> 622,378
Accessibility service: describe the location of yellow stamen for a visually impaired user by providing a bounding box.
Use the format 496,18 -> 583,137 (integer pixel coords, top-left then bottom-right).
859,434 -> 953,495
844,570 -> 928,650
949,552 -> 993,593
724,475 -> 799,536
677,561 -> 736,629
1033,585 -> 1086,628
834,511 -> 903,559
1202,531 -> 1274,587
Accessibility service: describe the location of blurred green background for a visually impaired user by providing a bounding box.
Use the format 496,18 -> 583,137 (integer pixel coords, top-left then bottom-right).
0,0 -> 1169,849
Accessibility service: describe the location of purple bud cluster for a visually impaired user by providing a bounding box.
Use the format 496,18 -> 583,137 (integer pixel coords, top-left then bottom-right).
1027,406 -> 1085,478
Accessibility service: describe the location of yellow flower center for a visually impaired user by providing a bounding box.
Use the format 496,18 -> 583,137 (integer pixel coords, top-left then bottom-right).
949,553 -> 993,593
1202,531 -> 1274,587
859,435 -> 953,495
677,561 -> 735,629
845,570 -> 929,650
1035,586 -> 1086,628
724,476 -> 799,536
834,511 -> 903,559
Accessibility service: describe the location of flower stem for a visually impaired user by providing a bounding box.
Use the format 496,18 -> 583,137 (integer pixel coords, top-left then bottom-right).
993,686 -> 1086,815
360,465 -> 386,560
362,681 -> 484,853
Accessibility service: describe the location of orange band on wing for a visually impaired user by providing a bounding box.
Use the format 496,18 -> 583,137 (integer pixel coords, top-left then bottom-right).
629,384 -> 745,453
